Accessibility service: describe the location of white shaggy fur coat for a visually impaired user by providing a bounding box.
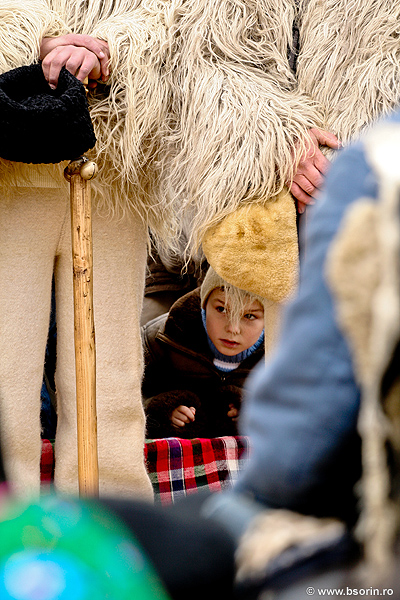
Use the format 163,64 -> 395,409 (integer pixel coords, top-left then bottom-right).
1,0 -> 399,498
0,0 -> 162,498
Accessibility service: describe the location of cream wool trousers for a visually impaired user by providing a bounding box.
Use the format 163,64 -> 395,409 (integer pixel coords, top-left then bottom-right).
0,183 -> 153,499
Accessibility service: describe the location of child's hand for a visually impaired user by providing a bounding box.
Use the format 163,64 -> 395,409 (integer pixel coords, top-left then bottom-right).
171,405 -> 196,427
227,404 -> 239,421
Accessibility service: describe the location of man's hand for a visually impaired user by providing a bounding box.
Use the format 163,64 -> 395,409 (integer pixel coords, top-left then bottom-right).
40,34 -> 110,89
171,405 -> 196,428
290,128 -> 341,213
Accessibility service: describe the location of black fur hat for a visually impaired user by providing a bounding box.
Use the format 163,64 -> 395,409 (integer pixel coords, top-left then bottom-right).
0,63 -> 96,164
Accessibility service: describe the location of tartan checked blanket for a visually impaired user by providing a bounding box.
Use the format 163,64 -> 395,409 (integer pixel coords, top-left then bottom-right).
40,436 -> 250,504
145,436 -> 251,504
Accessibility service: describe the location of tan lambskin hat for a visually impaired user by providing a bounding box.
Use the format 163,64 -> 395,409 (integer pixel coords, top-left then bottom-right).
202,188 -> 298,303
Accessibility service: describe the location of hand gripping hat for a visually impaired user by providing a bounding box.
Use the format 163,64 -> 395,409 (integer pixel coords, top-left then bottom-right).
0,63 -> 96,164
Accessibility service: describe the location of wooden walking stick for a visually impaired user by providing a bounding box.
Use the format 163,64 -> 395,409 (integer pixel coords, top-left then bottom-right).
64,157 -> 99,497
0,62 -> 99,494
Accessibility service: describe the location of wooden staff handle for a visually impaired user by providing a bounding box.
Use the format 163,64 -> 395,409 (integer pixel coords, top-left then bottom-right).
65,157 -> 99,497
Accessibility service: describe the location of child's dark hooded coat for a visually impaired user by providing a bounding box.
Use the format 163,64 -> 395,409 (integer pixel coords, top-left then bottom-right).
142,288 -> 264,439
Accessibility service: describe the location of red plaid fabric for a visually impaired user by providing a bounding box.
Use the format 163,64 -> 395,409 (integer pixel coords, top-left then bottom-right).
144,436 -> 251,505
40,435 -> 250,503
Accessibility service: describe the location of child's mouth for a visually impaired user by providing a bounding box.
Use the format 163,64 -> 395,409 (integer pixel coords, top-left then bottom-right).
221,339 -> 239,349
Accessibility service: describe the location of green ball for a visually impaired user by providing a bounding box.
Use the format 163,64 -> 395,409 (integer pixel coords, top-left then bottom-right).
0,493 -> 170,600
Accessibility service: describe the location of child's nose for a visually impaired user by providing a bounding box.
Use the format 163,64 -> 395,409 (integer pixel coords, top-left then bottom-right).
226,321 -> 240,335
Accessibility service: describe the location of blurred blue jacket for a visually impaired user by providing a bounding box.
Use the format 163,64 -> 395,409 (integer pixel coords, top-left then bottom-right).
207,110 -> 400,534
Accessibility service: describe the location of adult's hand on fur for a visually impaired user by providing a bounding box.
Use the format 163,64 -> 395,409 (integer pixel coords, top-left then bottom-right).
171,405 -> 196,427
40,35 -> 110,89
290,128 -> 341,214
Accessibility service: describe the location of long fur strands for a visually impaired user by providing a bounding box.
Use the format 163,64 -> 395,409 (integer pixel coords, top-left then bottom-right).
0,1 -> 68,187
158,0 -> 321,254
298,0 -> 400,148
49,0 -> 176,244
0,1 -> 176,244
51,0 -> 145,30
0,0 -> 66,73
221,283 -> 265,329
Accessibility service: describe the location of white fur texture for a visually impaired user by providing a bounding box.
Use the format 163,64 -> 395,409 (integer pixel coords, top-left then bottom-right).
298,0 -> 400,148
160,0 -> 319,251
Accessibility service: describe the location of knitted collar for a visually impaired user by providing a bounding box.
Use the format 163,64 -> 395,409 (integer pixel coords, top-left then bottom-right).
201,308 -> 264,372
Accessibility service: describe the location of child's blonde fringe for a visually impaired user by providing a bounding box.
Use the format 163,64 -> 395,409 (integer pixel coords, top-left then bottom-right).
215,283 -> 265,328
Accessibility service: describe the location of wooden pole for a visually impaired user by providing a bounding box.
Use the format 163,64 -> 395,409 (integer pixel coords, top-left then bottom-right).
64,157 -> 99,497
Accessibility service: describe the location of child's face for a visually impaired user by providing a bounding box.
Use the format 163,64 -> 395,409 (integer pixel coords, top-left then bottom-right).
205,289 -> 264,356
